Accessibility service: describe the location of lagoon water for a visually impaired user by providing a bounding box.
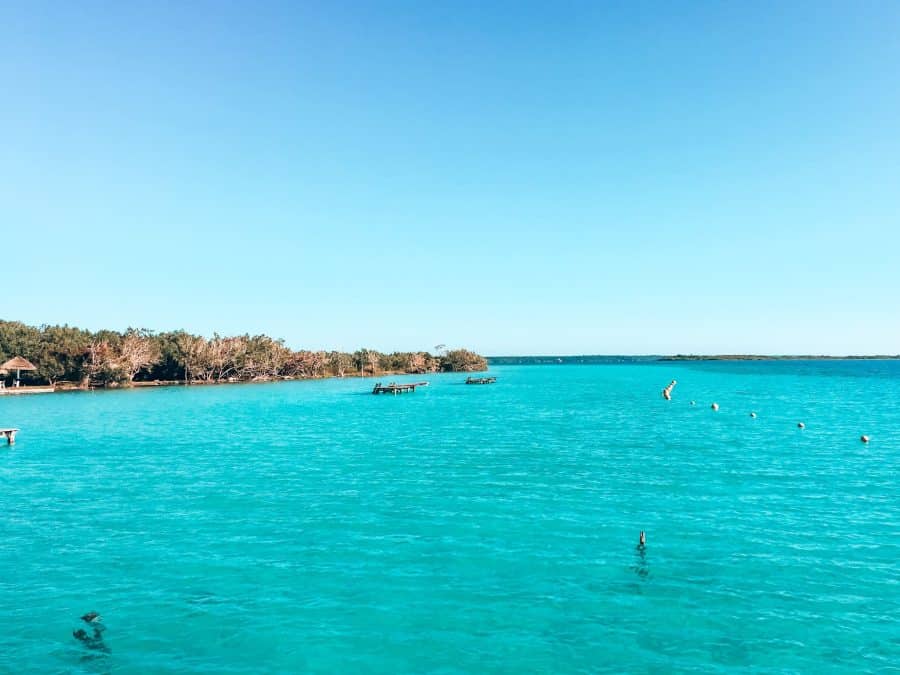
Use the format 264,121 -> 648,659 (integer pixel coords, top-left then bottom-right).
2,362 -> 900,672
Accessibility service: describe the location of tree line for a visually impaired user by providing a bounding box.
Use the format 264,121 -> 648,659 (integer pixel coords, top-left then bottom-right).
0,320 -> 488,387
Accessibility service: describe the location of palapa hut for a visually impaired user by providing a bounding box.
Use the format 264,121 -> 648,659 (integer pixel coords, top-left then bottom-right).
1,356 -> 37,387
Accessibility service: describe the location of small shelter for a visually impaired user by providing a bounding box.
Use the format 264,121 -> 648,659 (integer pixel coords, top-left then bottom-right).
1,356 -> 37,387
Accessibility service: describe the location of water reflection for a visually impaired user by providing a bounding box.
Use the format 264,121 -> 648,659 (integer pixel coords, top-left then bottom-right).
633,541 -> 649,580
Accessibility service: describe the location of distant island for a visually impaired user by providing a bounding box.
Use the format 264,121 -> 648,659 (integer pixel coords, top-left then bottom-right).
488,354 -> 900,365
487,356 -> 662,365
0,320 -> 487,389
659,354 -> 900,361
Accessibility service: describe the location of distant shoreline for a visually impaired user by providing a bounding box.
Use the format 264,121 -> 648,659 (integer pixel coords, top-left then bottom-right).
1,369 -> 447,396
487,355 -> 900,365
658,354 -> 900,361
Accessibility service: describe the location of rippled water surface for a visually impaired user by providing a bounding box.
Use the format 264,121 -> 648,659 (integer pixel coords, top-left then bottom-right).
2,362 -> 899,672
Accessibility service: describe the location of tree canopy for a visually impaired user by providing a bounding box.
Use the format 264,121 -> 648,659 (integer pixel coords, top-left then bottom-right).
0,320 -> 487,387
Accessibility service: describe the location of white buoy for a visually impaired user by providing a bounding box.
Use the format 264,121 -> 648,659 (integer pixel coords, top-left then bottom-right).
797,422 -> 805,429
750,412 -> 757,418
861,435 -> 869,443
711,403 -> 719,411
661,380 -> 676,400
690,401 -> 696,406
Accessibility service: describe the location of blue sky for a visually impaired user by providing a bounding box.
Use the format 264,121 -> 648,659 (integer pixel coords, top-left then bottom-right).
2,1 -> 899,355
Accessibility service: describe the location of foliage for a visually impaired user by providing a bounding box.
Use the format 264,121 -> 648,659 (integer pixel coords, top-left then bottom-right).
0,320 -> 486,387
439,349 -> 489,372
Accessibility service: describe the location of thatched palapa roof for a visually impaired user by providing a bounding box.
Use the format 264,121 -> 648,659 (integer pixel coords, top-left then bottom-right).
1,356 -> 37,371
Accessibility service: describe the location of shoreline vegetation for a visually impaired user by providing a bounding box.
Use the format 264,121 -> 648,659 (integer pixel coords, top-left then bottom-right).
0,320 -> 488,390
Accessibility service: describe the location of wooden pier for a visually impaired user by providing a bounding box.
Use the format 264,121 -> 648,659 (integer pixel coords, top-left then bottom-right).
465,376 -> 497,385
0,385 -> 54,396
1,428 -> 19,444
372,382 -> 427,395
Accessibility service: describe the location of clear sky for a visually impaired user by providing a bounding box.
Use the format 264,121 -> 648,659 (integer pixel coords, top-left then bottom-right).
3,1 -> 899,355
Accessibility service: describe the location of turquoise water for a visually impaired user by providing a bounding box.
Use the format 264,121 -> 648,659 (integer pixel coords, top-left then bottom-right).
2,362 -> 899,673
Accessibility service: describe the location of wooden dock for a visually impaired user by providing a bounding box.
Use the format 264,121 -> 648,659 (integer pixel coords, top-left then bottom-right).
0,385 -> 55,396
372,382 -> 427,395
465,376 -> 497,385
1,428 -> 19,444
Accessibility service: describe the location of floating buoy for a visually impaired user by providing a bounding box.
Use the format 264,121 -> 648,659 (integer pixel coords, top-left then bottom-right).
797,422 -> 805,429
661,380 -> 676,400
690,401 -> 696,406
711,403 -> 719,411
750,412 -> 757,418
861,435 -> 869,443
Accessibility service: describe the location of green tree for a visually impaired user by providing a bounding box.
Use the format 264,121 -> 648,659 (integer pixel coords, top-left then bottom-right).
0,320 -> 41,384
36,324 -> 91,384
440,349 -> 488,372
119,328 -> 161,383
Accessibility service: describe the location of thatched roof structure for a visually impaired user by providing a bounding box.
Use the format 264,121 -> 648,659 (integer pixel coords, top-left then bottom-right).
1,356 -> 37,371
